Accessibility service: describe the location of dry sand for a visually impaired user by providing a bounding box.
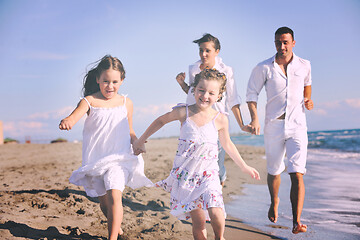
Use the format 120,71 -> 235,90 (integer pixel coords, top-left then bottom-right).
0,138 -> 280,239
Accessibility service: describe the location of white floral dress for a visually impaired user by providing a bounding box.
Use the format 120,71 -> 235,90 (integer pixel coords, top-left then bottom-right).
156,105 -> 226,220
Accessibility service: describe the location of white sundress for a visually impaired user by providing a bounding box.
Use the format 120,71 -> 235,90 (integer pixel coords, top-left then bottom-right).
69,96 -> 153,197
156,104 -> 226,221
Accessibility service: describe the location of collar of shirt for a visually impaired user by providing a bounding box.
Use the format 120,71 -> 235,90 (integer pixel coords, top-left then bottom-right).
271,53 -> 306,78
193,56 -> 224,71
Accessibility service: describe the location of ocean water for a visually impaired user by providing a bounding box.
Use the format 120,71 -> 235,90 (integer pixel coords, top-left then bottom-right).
228,129 -> 360,240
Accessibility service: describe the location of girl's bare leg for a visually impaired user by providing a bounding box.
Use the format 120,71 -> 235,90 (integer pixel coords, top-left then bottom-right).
208,207 -> 225,240
190,209 -> 207,240
99,190 -> 124,239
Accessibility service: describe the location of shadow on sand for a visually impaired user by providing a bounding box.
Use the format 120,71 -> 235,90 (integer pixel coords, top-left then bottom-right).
1,187 -> 170,239
8,187 -> 169,212
0,220 -> 106,240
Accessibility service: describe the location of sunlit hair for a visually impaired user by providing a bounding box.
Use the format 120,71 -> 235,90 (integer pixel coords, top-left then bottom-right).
192,68 -> 227,102
193,33 -> 221,51
275,26 -> 294,40
82,55 -> 125,96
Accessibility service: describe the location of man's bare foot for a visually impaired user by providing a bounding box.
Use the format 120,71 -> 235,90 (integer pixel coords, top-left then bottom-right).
292,223 -> 307,234
220,181 -> 225,187
268,197 -> 280,223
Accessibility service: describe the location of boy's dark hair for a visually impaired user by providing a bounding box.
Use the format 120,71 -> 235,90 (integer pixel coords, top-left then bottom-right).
83,55 -> 125,97
193,33 -> 221,51
275,26 -> 294,40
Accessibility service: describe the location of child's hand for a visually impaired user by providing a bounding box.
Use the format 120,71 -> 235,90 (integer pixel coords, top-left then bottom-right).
176,72 -> 186,85
59,119 -> 73,130
241,124 -> 254,134
242,165 -> 261,180
304,98 -> 313,110
133,139 -> 146,156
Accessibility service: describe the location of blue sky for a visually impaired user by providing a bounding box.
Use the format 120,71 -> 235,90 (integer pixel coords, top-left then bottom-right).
1,0 -> 359,142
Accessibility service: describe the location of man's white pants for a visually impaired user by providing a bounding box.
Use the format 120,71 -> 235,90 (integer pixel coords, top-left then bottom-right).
264,119 -> 308,175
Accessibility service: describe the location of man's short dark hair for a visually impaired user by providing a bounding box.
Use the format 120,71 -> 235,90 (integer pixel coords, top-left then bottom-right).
275,27 -> 294,40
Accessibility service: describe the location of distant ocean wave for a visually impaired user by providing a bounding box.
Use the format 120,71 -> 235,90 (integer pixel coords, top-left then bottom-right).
232,128 -> 360,153
308,128 -> 360,153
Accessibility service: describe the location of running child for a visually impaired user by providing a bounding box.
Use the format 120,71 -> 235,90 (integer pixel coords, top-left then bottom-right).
134,68 -> 260,240
59,55 -> 152,240
176,33 -> 252,186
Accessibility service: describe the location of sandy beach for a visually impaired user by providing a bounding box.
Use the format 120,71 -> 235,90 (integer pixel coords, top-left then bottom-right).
0,138 -> 280,239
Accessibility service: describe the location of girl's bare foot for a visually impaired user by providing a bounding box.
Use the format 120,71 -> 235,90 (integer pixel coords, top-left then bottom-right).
268,197 -> 279,223
292,223 -> 307,234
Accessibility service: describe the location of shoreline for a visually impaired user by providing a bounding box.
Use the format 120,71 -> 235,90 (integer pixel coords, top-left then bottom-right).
0,138 -> 280,239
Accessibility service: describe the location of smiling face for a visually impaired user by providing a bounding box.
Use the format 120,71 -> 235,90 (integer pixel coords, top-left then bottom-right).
194,78 -> 221,109
199,41 -> 219,68
275,33 -> 295,59
96,69 -> 123,99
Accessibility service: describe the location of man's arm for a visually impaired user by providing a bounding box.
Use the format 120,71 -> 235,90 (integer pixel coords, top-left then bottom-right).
246,64 -> 266,135
303,85 -> 313,110
247,101 -> 261,135
231,104 -> 252,133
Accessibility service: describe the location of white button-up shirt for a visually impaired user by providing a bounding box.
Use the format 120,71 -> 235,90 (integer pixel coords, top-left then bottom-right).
186,56 -> 241,114
246,53 -> 312,130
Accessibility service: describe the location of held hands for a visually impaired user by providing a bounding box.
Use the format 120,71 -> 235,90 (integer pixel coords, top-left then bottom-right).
240,124 -> 254,134
304,98 -> 314,110
59,118 -> 73,131
132,139 -> 146,156
176,72 -> 186,85
248,120 -> 261,135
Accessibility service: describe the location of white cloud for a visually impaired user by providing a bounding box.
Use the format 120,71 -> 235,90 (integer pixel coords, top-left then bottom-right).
344,99 -> 360,109
3,121 -> 46,139
316,98 -> 360,110
2,106 -> 79,141
28,106 -> 74,120
307,98 -> 360,131
134,103 -> 175,117
311,98 -> 360,117
312,108 -> 327,116
4,121 -> 44,131
19,51 -> 70,60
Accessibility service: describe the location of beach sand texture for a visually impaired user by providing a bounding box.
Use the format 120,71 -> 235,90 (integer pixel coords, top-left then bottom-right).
0,138 -> 280,239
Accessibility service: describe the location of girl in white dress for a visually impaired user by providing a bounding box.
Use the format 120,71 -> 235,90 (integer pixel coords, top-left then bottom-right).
133,68 -> 260,240
59,55 -> 152,240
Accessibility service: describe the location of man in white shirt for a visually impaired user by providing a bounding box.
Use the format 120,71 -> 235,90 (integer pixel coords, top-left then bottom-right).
177,33 -> 250,186
246,27 -> 314,234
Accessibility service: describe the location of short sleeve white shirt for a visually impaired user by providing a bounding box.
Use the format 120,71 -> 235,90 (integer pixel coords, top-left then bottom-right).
186,56 -> 241,114
246,53 -> 312,130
